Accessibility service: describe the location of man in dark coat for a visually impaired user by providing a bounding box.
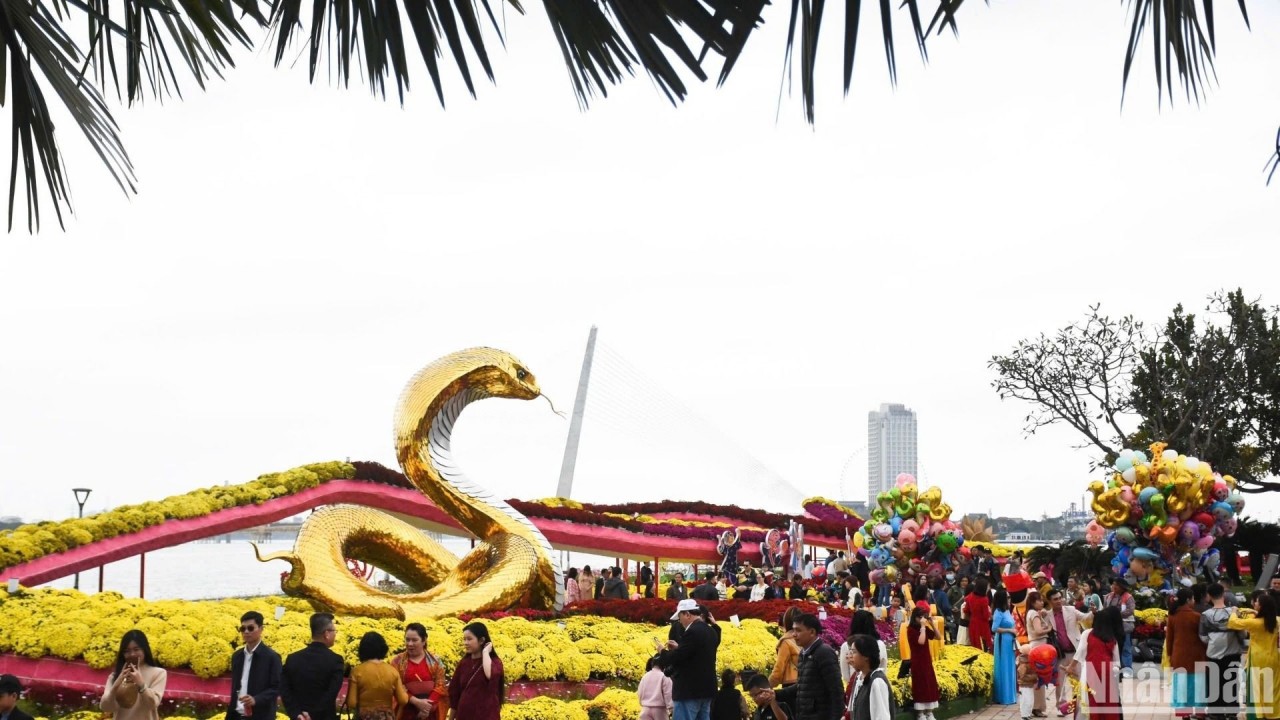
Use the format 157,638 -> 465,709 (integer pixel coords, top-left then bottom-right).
690,572 -> 719,602
226,611 -> 282,720
763,613 -> 844,720
280,613 -> 344,720
667,572 -> 690,601
657,599 -> 721,720
0,675 -> 34,720
603,567 -> 629,599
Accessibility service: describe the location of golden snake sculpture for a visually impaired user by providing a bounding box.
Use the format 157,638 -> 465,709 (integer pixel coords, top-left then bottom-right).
255,348 -> 561,619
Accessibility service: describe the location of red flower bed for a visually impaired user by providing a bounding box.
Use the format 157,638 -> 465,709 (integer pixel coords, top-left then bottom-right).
352,461 -> 864,542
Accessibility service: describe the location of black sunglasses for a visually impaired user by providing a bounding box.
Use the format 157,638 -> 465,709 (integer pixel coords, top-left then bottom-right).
239,625 -> 261,633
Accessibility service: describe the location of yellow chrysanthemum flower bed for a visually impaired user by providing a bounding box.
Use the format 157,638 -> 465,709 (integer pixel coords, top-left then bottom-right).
5,588 -> 995,719
0,588 -> 779,683
1135,608 -> 1168,627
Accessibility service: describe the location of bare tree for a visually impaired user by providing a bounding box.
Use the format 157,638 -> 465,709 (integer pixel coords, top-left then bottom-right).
988,306 -> 1145,462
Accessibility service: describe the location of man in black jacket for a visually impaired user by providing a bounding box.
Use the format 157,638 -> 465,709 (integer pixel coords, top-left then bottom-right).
603,567 -> 630,600
690,572 -> 719,602
227,611 -> 282,720
657,599 -> 720,720
761,613 -> 843,720
280,613 -> 344,720
0,675 -> 34,720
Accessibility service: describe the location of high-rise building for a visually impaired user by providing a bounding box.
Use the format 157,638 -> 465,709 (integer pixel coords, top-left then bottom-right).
867,403 -> 918,504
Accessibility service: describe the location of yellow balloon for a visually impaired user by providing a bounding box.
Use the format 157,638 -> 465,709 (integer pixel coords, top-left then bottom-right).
853,533 -> 865,549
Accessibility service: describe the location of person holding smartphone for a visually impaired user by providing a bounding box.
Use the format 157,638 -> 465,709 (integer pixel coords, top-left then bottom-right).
101,630 -> 167,720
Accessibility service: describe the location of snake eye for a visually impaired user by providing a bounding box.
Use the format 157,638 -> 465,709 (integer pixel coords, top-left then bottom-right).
516,368 -> 528,380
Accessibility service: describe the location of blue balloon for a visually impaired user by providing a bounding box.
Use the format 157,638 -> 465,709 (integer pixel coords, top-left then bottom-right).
1138,487 -> 1159,509
1116,456 -> 1134,471
890,516 -> 902,534
1133,451 -> 1148,464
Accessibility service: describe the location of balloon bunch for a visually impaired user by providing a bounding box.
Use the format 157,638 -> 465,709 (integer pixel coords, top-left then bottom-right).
1085,442 -> 1243,589
855,473 -> 965,585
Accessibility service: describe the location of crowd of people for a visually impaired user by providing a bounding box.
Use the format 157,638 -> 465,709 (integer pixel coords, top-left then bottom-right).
0,611 -> 506,720
2,549 -> 1278,720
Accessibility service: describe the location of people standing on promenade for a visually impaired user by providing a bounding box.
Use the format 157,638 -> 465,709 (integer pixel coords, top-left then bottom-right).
227,611 -> 281,720
637,658 -> 674,720
578,566 -> 595,601
845,635 -> 893,720
1103,578 -> 1136,676
1045,589 -> 1089,713
992,589 -> 1018,705
594,568 -> 607,599
564,568 -> 581,605
102,630 -> 167,720
668,572 -> 690,601
391,623 -> 447,720
907,606 -> 940,720
1200,582 -> 1246,720
770,607 -> 801,689
281,613 -> 344,720
0,675 -> 34,720
1078,580 -> 1103,614
789,574 -> 808,600
691,572 -> 720,602
346,632 -> 431,720
448,622 -> 504,720
769,613 -> 844,720
657,599 -> 721,720
1073,607 -> 1122,720
1165,588 -> 1208,718
1226,591 -> 1280,720
711,669 -> 749,720
967,578 -> 993,653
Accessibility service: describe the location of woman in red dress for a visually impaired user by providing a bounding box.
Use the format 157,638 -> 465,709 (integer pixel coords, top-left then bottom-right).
391,623 -> 447,720
909,605 -> 941,720
1077,606 -> 1123,720
966,577 -> 993,653
447,622 -> 503,720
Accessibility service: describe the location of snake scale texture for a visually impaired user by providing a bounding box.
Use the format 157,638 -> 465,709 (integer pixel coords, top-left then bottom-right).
256,348 -> 562,619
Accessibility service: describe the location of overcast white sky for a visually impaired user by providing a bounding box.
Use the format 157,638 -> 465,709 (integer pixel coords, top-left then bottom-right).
2,0 -> 1279,528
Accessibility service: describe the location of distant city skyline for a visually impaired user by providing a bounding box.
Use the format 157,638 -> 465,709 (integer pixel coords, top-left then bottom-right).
867,403 -> 918,504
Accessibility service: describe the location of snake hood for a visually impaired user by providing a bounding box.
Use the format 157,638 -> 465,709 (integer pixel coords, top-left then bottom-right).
395,347 -> 561,608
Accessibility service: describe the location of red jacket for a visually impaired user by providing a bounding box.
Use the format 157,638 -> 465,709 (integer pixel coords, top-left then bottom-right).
1165,605 -> 1208,671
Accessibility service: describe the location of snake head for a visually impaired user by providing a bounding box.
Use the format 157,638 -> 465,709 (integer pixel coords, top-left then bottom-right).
462,349 -> 542,400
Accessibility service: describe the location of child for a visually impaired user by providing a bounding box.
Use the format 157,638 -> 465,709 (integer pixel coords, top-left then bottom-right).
1016,643 -> 1059,720
888,594 -> 906,638
1016,644 -> 1038,720
636,658 -> 672,720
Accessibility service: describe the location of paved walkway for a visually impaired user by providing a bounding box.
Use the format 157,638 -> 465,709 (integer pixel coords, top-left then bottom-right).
966,665 -> 1179,720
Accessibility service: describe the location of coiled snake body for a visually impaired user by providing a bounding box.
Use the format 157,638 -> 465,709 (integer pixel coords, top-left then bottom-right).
257,348 -> 561,619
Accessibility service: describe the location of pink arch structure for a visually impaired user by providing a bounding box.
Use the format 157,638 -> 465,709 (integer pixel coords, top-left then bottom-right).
0,480 -> 854,705
0,480 -> 850,588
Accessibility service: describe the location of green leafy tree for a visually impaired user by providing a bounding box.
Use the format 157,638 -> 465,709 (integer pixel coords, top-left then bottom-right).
0,0 -> 1261,230
990,289 -> 1280,493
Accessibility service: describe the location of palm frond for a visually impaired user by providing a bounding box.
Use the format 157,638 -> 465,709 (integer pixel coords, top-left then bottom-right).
0,0 -> 134,231
77,0 -> 262,103
1120,0 -> 1248,107
784,0 -> 926,122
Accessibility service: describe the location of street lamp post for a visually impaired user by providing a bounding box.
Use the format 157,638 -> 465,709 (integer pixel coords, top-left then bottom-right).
72,488 -> 91,590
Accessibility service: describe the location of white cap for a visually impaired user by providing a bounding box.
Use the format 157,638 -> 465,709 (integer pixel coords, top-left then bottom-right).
671,598 -> 700,620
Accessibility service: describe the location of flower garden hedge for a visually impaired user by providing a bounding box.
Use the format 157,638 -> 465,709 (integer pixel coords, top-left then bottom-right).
0,462 -> 355,572
3,588 -> 993,719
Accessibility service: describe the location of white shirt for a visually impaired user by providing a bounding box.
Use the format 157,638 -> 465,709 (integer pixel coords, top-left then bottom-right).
236,643 -> 259,715
750,584 -> 767,602
846,668 -> 892,720
840,639 -> 887,683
